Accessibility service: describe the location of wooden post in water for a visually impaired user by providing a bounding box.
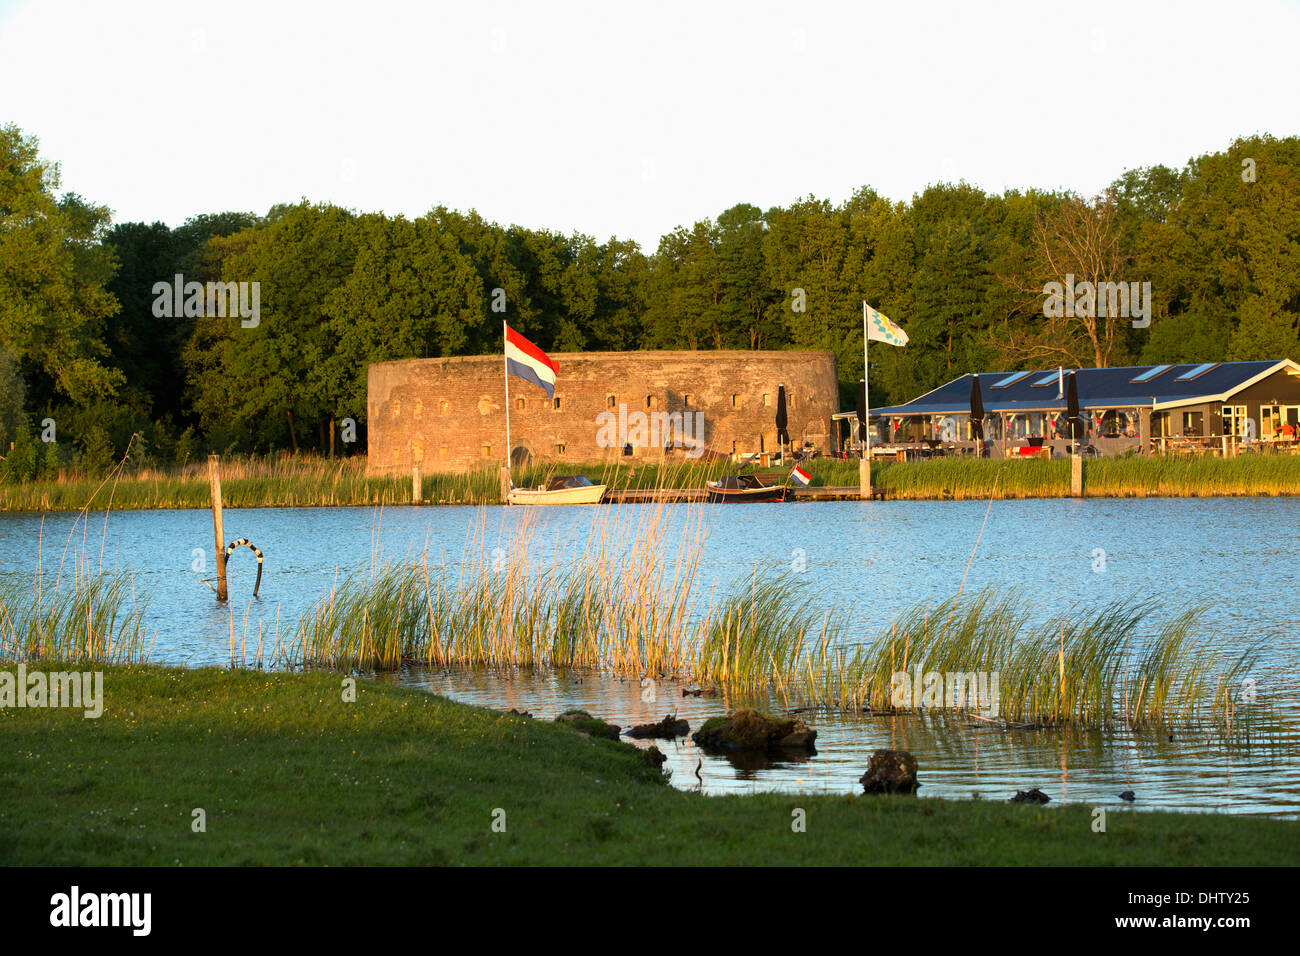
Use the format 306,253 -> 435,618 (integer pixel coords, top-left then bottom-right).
1071,454 -> 1084,498
412,466 -> 422,504
208,453 -> 227,601
859,457 -> 871,500
499,465 -> 512,503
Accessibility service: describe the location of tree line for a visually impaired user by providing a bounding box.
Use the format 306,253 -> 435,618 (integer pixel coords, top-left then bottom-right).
1,121 -> 1297,471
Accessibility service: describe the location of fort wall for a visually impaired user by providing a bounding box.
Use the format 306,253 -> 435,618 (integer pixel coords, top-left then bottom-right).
366,350 -> 840,473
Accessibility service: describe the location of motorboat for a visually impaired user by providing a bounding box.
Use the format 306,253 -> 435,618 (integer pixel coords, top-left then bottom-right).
507,474 -> 607,505
704,474 -> 790,503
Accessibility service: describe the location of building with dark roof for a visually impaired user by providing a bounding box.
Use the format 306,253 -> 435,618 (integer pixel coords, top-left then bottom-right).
861,359 -> 1300,458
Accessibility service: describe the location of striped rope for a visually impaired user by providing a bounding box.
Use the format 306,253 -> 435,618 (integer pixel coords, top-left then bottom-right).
224,538 -> 264,598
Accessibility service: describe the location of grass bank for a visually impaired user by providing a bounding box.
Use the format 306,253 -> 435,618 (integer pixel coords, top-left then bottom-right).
2,452 -> 1297,511
1,665 -> 1293,866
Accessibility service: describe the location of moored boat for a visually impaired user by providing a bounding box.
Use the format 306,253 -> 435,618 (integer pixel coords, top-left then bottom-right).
705,474 -> 789,503
507,474 -> 607,505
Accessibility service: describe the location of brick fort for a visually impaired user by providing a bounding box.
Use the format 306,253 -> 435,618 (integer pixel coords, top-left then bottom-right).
366,350 -> 841,474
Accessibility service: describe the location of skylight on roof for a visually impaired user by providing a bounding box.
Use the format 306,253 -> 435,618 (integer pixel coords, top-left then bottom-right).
1174,362 -> 1220,382
992,371 -> 1033,388
1031,371 -> 1064,387
1131,364 -> 1172,383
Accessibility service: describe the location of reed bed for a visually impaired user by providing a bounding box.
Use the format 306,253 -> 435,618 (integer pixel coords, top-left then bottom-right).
289,501 -> 1264,731
4,450 -> 1297,511
1085,454 -> 1300,497
0,455 -> 501,510
293,499 -> 714,676
0,564 -> 153,664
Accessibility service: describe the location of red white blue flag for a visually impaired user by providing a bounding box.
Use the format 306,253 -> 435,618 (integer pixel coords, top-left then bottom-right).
505,324 -> 557,398
790,465 -> 811,486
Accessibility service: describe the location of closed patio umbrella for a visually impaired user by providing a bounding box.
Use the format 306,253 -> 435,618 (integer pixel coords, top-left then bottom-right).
1066,371 -> 1082,445
969,374 -> 985,442
775,384 -> 789,448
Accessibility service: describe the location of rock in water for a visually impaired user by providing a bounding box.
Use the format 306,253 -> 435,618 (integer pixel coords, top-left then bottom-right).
554,709 -> 620,740
1010,788 -> 1051,804
859,749 -> 920,795
626,715 -> 690,739
691,710 -> 817,754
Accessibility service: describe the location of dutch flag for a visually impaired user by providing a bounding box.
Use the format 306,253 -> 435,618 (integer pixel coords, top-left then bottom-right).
790,465 -> 811,486
505,323 -> 558,398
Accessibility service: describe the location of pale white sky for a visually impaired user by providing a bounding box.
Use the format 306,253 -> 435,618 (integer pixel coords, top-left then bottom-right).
2,0 -> 1298,249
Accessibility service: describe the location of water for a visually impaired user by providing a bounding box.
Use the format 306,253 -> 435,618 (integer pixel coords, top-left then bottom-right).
2,498 -> 1296,815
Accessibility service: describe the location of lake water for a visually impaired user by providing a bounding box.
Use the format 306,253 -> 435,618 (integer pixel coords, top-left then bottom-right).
2,497 -> 1297,816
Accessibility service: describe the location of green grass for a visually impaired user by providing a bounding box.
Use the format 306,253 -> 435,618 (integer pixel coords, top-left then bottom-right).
1,665 -> 1294,866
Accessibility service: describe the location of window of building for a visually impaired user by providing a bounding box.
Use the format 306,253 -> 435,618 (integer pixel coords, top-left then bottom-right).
762,393 -> 770,407
439,400 -> 450,416
1223,405 -> 1248,437
731,394 -> 739,408
516,397 -> 526,411
481,444 -> 493,458
683,394 -> 693,409
607,394 -> 616,408
992,371 -> 1033,388
439,446 -> 448,460
553,396 -> 562,411
622,443 -> 633,456
555,443 -> 566,455
646,395 -> 657,409
392,401 -> 401,420
1182,411 -> 1203,436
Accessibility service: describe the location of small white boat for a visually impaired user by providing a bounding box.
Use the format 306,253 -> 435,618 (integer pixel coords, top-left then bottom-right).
507,475 -> 606,506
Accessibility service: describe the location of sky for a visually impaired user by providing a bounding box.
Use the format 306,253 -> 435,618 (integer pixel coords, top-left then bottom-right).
2,0 -> 1298,249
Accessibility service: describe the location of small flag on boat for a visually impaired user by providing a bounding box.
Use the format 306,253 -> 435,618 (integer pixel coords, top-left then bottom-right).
790,465 -> 812,486
505,323 -> 558,398
865,303 -> 909,347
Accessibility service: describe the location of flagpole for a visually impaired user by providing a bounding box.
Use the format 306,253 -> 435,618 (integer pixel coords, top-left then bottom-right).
863,301 -> 872,462
861,301 -> 872,500
503,320 -> 511,473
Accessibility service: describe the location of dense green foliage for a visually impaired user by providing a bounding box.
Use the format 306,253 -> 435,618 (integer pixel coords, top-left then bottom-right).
3,121 -> 1298,471
2,665 -> 1294,865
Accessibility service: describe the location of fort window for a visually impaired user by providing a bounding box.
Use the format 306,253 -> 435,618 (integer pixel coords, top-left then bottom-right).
607,394 -> 616,408
392,401 -> 401,420
646,395 -> 657,409
481,444 -> 493,458
555,443 -> 566,455
553,396 -> 562,411
439,400 -> 450,416
438,446 -> 448,460
622,443 -> 633,456
683,394 -> 693,408
731,394 -> 738,408
516,397 -> 526,411
762,393 -> 770,407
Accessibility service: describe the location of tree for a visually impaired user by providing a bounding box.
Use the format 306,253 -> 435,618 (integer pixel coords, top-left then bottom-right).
0,125 -> 122,409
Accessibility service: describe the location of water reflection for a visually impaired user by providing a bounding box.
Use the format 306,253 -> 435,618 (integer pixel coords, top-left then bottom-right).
386,666 -> 1298,819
